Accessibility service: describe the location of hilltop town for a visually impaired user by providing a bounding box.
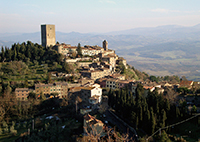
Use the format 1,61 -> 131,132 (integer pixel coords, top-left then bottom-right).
0,24 -> 200,141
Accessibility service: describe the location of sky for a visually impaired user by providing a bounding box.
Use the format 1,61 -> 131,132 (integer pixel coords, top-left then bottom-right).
1,0 -> 200,33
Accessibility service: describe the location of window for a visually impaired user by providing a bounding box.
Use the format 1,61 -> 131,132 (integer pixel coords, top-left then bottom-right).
22,94 -> 24,96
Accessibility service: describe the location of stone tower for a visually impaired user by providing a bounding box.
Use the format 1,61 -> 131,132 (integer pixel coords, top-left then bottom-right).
103,40 -> 108,51
41,24 -> 55,47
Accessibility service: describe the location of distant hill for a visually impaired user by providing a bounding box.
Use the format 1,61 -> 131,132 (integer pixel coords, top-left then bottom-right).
1,24 -> 200,80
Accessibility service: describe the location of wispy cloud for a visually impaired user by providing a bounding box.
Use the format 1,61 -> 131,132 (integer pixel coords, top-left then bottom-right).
99,0 -> 116,4
151,8 -> 180,13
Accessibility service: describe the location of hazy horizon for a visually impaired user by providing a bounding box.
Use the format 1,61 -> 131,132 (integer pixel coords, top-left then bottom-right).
0,23 -> 200,35
1,0 -> 200,33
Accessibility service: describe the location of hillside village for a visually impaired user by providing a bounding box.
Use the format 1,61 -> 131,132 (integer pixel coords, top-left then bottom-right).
1,25 -> 200,141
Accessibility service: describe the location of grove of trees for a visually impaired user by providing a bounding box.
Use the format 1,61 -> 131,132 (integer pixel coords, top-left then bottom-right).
108,84 -> 189,135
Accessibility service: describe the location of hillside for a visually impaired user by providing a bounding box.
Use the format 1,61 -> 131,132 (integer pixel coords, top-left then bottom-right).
1,24 -> 200,80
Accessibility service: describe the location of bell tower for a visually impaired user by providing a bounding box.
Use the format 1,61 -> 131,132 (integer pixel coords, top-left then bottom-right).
103,40 -> 108,51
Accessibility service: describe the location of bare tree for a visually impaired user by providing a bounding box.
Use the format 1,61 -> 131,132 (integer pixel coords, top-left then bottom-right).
81,125 -> 134,142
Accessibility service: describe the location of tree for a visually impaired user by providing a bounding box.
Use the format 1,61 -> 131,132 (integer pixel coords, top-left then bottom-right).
150,107 -> 156,134
10,121 -> 17,135
176,106 -> 180,118
192,105 -> 197,113
149,75 -> 158,83
118,61 -> 125,74
62,62 -> 73,73
2,121 -> 9,134
0,127 -> 2,135
77,43 -> 82,57
1,46 -> 5,62
39,92 -> 46,101
28,92 -> 37,99
0,107 -> 5,122
47,72 -> 52,83
161,109 -> 167,128
160,130 -> 171,142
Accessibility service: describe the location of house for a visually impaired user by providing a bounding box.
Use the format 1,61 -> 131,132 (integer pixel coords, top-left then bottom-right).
83,114 -> 105,136
116,80 -> 130,89
15,88 -> 34,101
179,80 -> 194,89
109,74 -> 125,80
81,86 -> 102,104
97,78 -> 107,88
143,86 -> 155,97
81,68 -> 111,80
35,82 -> 69,98
106,78 -> 119,90
78,77 -> 94,85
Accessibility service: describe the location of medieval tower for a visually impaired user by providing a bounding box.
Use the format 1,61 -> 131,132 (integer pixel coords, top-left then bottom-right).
41,24 -> 55,47
103,40 -> 108,51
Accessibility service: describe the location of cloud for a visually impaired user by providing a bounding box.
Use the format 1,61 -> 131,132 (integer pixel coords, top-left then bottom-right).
151,8 -> 180,13
99,0 -> 116,4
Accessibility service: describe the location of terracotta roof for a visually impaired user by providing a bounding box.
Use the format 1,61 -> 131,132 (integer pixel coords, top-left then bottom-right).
63,46 -> 77,49
81,87 -> 95,90
84,114 -> 95,121
84,114 -> 103,124
15,88 -> 30,91
106,78 -> 119,82
116,80 -> 129,84
143,86 -> 154,90
179,80 -> 193,87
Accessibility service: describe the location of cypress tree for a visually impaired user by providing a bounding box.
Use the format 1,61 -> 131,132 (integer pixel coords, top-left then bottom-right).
1,46 -> 5,61
150,107 -> 156,134
165,99 -> 170,114
176,106 -> 180,118
136,116 -> 139,130
139,105 -> 143,122
0,127 -> 2,135
161,109 -> 167,128
77,43 -> 82,57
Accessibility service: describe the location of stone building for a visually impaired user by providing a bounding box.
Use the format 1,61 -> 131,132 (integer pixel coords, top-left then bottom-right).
81,68 -> 111,80
15,88 -> 34,101
103,40 -> 108,51
41,24 -> 55,47
35,82 -> 69,98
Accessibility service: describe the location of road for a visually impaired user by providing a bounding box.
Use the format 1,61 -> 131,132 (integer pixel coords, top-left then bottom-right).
104,109 -> 138,141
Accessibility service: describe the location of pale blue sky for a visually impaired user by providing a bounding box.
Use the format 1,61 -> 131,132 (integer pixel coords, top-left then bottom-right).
0,0 -> 200,33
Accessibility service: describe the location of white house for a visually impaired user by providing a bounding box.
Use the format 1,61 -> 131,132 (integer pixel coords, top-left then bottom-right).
81,86 -> 102,104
